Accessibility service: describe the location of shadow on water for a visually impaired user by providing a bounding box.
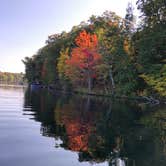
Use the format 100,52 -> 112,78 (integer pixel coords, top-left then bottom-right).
24,88 -> 166,166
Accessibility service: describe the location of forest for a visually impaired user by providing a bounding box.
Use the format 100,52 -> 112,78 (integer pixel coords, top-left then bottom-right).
0,71 -> 24,85
23,0 -> 166,98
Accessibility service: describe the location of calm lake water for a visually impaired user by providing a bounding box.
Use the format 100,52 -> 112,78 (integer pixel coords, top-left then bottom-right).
0,87 -> 166,166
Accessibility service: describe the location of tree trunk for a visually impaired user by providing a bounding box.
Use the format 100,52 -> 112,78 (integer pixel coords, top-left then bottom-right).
87,74 -> 92,93
109,69 -> 115,94
85,96 -> 90,111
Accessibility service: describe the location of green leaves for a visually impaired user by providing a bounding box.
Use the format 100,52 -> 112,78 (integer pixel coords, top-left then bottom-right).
23,4 -> 165,97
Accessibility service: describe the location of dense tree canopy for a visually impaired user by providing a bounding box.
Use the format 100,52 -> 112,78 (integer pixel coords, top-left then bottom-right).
133,0 -> 166,96
23,1 -> 166,97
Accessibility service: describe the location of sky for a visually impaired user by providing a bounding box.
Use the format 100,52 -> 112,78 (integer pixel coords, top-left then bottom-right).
0,0 -> 138,73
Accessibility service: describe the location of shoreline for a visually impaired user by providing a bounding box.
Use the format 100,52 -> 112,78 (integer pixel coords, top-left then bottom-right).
0,84 -> 27,88
46,87 -> 166,105
27,83 -> 166,105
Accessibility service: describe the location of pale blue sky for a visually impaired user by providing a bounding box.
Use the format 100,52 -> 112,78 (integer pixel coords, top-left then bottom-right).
0,0 -> 138,73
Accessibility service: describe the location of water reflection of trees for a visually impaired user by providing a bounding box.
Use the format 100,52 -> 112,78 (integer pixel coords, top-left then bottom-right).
24,89 -> 166,166
140,107 -> 166,163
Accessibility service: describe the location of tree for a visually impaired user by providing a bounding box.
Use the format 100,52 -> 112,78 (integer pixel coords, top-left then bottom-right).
65,30 -> 101,93
57,47 -> 69,80
22,57 -> 36,83
125,2 -> 135,36
57,47 -> 72,90
95,12 -> 138,95
136,0 -> 166,28
133,0 -> 166,96
135,0 -> 166,67
124,2 -> 136,59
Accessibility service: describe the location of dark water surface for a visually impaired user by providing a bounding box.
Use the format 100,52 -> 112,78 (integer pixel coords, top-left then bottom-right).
0,87 -> 166,166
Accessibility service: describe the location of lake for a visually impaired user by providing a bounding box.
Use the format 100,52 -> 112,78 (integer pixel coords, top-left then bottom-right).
0,87 -> 166,166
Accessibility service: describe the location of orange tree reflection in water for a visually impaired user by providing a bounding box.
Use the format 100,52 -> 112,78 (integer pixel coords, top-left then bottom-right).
24,89 -> 166,166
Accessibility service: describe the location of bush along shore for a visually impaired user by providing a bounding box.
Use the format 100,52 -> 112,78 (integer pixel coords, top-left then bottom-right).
23,1 -> 166,104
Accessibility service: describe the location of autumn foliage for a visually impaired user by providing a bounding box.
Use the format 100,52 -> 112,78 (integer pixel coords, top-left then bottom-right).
65,30 -> 101,92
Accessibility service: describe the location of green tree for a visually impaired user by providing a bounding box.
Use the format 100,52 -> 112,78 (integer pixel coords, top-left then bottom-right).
125,2 -> 135,36
133,0 -> 166,96
22,57 -> 35,83
137,0 -> 166,28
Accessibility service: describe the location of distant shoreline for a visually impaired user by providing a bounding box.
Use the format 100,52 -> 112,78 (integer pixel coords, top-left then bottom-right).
0,84 -> 27,88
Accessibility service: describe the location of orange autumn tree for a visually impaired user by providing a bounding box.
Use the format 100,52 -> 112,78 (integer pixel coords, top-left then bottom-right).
65,30 -> 101,93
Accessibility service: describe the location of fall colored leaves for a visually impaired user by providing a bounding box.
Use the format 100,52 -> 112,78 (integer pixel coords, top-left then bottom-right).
57,30 -> 101,91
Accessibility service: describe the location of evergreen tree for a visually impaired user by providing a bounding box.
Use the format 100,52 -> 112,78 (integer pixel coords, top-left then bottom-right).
125,2 -> 135,36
